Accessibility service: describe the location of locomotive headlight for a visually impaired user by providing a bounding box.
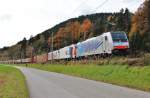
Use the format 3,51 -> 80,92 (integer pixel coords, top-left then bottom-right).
125,46 -> 129,48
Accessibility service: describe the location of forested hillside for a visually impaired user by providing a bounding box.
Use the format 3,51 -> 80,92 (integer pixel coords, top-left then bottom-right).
1,0 -> 149,61
129,0 -> 150,53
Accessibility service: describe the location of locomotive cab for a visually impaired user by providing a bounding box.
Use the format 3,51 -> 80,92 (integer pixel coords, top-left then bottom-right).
110,31 -> 129,54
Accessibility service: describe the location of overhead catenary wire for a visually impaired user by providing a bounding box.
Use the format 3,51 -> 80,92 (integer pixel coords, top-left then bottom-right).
92,0 -> 109,13
70,0 -> 90,15
70,0 -> 110,17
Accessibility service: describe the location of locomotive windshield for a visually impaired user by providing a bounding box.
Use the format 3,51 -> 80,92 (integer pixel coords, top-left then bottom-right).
111,32 -> 128,42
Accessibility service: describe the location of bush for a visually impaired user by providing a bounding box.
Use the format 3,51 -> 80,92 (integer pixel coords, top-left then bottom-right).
143,53 -> 150,65
127,58 -> 144,66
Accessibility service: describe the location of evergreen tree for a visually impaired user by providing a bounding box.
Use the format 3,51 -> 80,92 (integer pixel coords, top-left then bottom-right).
116,9 -> 125,31
21,37 -> 27,58
130,32 -> 144,53
124,8 -> 131,32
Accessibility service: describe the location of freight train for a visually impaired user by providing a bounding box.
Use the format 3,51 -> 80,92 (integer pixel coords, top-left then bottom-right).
0,31 -> 129,64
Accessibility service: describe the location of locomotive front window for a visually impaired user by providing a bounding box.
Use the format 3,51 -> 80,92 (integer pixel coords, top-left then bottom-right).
105,36 -> 108,41
111,32 -> 128,42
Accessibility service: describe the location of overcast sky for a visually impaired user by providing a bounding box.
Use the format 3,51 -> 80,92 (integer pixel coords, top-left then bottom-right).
0,0 -> 144,48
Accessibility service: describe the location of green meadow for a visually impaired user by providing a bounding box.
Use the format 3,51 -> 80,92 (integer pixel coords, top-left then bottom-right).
0,65 -> 29,98
21,64 -> 150,92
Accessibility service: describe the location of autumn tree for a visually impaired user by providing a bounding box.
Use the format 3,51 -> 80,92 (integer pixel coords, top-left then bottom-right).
53,28 -> 65,49
129,0 -> 150,52
80,18 -> 93,40
64,21 -> 81,43
70,21 -> 81,43
47,37 -> 52,52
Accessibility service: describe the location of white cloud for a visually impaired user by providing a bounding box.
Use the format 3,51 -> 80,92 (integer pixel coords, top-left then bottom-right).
0,0 -> 144,48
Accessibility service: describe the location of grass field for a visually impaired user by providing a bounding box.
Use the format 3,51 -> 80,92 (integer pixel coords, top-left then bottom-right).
21,64 -> 150,92
0,65 -> 29,98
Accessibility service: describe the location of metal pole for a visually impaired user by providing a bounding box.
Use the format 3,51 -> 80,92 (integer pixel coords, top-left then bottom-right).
51,32 -> 54,63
